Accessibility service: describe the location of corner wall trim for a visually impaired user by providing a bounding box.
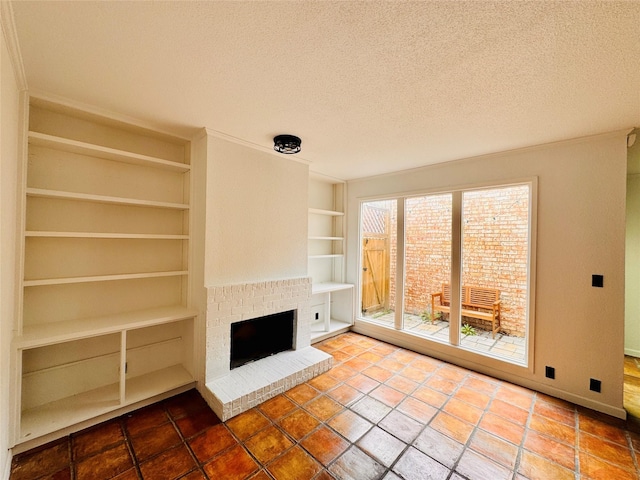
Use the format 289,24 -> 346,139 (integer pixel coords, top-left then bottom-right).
0,1 -> 27,91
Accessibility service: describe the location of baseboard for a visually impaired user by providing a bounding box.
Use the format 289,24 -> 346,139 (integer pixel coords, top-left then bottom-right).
625,348 -> 640,358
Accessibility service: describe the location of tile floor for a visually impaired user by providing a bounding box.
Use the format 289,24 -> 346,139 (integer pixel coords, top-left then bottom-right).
10,332 -> 640,480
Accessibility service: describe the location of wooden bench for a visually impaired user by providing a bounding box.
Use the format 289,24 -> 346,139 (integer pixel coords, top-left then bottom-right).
431,284 -> 501,338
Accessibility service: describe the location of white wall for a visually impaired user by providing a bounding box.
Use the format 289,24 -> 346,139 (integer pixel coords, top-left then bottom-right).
204,134 -> 308,287
626,173 -> 640,356
346,132 -> 628,417
1,7 -> 22,475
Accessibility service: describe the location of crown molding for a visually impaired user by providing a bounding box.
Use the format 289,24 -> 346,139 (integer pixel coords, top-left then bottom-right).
0,1 -> 27,91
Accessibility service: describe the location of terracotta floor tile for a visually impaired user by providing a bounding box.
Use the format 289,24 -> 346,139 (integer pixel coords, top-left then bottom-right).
285,383 -> 322,405
301,425 -> 350,465
245,425 -> 294,464
529,413 -> 576,446
438,364 -> 469,382
341,344 -> 368,356
130,421 -> 182,462
174,406 -> 222,439
470,428 -> 519,470
330,349 -> 353,363
533,397 -> 576,426
425,375 -> 457,395
411,357 -> 442,372
378,410 -> 423,443
344,357 -> 373,372
358,351 -> 384,364
75,442 -> 133,480
377,357 -> 406,372
454,385 -> 491,410
357,426 -> 406,467
321,337 -> 350,351
164,389 -> 209,420
391,349 -> 420,364
489,398 -> 530,425
304,395 -> 343,421
456,449 -> 512,480
579,412 -> 629,446
346,373 -> 380,393
443,397 -> 484,425
328,364 -> 359,381
363,365 -> 394,382
579,451 -> 638,480
308,372 -> 341,392
351,396 -> 392,423
397,396 -> 438,424
327,409 -> 373,443
203,444 -> 259,480
278,408 -> 321,440
248,470 -> 272,480
369,384 -> 406,407
328,383 -> 363,406
225,408 -> 271,441
464,375 -> 499,395
385,374 -> 418,394
72,420 -> 124,461
112,468 -> 139,480
392,446 -> 450,480
138,444 -> 196,480
431,411 -> 474,444
267,445 -> 322,480
258,394 -> 297,420
399,365 -> 432,383
328,446 -> 386,480
495,385 -> 534,411
413,426 -> 464,468
370,343 -> 397,356
124,403 -> 169,437
524,430 -> 576,470
518,450 -> 576,480
579,431 -> 635,470
10,439 -> 70,480
411,385 -> 448,408
188,423 -> 237,463
479,412 -> 526,446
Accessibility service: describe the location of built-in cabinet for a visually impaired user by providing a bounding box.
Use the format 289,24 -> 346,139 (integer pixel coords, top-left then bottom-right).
308,174 -> 354,342
13,98 -> 196,444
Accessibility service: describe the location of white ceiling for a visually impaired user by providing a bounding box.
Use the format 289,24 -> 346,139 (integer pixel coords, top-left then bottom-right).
10,1 -> 640,180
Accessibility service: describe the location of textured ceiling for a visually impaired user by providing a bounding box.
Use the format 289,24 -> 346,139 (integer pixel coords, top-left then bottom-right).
10,1 -> 640,180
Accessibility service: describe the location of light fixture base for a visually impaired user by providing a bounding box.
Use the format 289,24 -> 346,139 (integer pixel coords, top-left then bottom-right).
274,134 -> 302,154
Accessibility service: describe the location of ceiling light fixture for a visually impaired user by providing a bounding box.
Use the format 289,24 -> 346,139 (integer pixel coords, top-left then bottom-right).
273,134 -> 302,154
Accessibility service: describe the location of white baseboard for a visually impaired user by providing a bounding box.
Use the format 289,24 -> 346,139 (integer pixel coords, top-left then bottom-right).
625,348 -> 640,358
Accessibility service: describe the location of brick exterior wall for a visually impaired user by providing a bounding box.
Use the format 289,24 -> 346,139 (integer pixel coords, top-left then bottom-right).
363,185 -> 529,337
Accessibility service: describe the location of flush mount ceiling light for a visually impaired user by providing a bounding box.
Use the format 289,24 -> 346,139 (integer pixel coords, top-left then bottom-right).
273,134 -> 302,154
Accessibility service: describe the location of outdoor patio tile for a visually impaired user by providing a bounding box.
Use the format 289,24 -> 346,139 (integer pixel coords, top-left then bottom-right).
301,426 -> 350,466
278,408 -> 320,440
413,426 -> 464,468
524,430 -> 576,470
328,409 -> 373,443
470,428 -> 519,470
518,451 -> 575,480
357,426 -> 406,467
346,373 -> 381,393
431,411 -> 474,444
455,449 -> 512,480
392,447 -> 450,480
379,410 -> 423,443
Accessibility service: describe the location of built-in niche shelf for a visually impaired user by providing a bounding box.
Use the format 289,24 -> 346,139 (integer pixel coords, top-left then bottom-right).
308,175 -> 354,342
15,97 -> 196,445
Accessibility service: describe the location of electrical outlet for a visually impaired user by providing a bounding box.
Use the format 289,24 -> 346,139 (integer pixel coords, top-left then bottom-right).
545,366 -> 555,379
590,378 -> 601,393
592,274 -> 604,288
315,312 -> 319,320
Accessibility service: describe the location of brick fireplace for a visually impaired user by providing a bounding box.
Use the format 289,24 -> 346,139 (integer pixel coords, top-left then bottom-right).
201,277 -> 332,420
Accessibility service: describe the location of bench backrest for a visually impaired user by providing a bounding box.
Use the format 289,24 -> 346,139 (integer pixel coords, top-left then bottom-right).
441,283 -> 499,308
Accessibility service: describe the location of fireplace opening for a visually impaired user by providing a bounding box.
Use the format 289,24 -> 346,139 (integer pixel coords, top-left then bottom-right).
230,310 -> 295,369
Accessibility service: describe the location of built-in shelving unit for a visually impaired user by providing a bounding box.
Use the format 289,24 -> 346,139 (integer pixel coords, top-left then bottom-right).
14,98 -> 196,445
308,174 -> 354,342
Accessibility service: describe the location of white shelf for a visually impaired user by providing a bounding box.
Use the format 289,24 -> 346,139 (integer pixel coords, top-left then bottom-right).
312,282 -> 354,295
20,382 -> 120,441
29,131 -> 191,172
26,188 -> 190,210
310,318 -> 352,343
24,270 -> 189,287
125,365 -> 194,404
308,208 -> 344,216
25,231 -> 188,239
17,306 -> 198,349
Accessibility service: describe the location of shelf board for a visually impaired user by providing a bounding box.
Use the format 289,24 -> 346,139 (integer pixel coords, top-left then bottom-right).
311,282 -> 354,295
308,236 -> 343,241
17,306 -> 198,349
20,382 -> 120,442
29,131 -> 191,172
125,365 -> 194,405
308,208 -> 344,216
23,270 -> 189,287
25,231 -> 188,239
310,318 -> 352,343
308,254 -> 344,259
26,188 -> 190,210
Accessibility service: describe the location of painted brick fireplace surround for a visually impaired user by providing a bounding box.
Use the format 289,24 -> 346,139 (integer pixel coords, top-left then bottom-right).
202,277 -> 332,420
